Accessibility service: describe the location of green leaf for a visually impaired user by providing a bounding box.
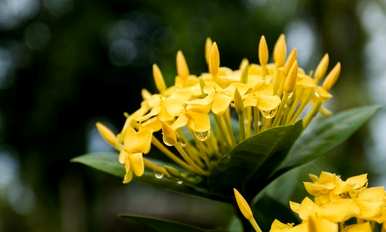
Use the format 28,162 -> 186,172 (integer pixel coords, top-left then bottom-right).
120,214 -> 228,232
272,105 -> 380,179
71,152 -> 124,177
208,121 -> 303,201
72,153 -> 223,200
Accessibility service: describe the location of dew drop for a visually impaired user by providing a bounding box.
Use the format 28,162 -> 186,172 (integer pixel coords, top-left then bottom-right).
162,134 -> 174,146
154,173 -> 164,179
177,180 -> 183,185
194,130 -> 210,141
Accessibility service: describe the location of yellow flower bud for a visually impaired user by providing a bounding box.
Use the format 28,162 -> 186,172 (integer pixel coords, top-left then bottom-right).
209,42 -> 220,76
283,48 -> 297,74
258,35 -> 269,66
205,37 -> 212,65
233,188 -> 253,220
284,61 -> 298,92
322,62 -> 341,91
314,54 -> 329,83
273,34 -> 287,67
176,50 -> 190,79
96,122 -> 118,147
152,64 -> 167,93
240,59 -> 249,83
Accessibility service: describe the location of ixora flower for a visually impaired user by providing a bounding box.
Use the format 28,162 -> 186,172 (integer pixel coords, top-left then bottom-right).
96,34 -> 342,184
234,172 -> 386,232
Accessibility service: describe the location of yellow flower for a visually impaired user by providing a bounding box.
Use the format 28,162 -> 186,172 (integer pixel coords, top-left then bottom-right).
97,35 -> 342,184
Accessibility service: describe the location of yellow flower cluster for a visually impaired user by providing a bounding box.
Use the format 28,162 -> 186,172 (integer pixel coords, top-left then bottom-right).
96,35 -> 341,184
234,172 -> 386,232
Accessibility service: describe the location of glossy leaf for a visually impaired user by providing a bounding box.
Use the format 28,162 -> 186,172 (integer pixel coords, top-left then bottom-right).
72,152 -> 124,177
272,105 -> 380,179
208,121 -> 303,200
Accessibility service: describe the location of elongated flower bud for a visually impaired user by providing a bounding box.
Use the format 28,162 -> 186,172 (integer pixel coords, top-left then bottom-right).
233,188 -> 253,220
284,61 -> 298,92
96,122 -> 118,147
258,36 -> 269,66
152,64 -> 166,93
240,59 -> 249,83
209,42 -> 220,76
283,48 -> 297,74
322,62 -> 341,91
205,37 -> 212,65
176,50 -> 189,79
274,34 -> 287,67
314,54 -> 329,83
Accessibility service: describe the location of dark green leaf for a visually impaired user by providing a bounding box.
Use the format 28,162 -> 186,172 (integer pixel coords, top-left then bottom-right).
71,152 -> 124,177
272,105 -> 380,179
72,153 -> 225,200
120,214 -> 228,232
208,121 -> 303,201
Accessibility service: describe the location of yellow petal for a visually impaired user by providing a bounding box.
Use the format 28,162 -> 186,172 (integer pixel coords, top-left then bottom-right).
209,42 -> 220,76
356,186 -> 385,219
259,35 -> 269,66
273,34 -> 287,67
322,62 -> 341,91
304,182 -> 335,196
123,161 -> 133,184
256,94 -> 281,112
346,174 -> 368,190
343,222 -> 372,232
119,150 -> 129,164
308,215 -> 338,232
96,122 -> 118,147
314,87 -> 333,101
129,153 -> 145,176
319,199 -> 360,222
141,117 -> 162,132
314,54 -> 329,83
212,93 -> 232,115
161,122 -> 177,146
233,188 -> 254,220
187,111 -> 210,132
289,198 -> 318,221
176,50 -> 189,80
171,114 -> 188,130
152,64 -> 167,93
270,219 -> 293,231
123,127 -> 153,154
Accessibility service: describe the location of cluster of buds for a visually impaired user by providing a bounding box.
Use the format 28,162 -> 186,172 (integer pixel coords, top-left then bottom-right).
96,35 -> 341,184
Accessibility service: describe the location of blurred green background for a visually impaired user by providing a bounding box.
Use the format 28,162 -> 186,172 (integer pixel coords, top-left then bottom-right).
0,0 -> 385,231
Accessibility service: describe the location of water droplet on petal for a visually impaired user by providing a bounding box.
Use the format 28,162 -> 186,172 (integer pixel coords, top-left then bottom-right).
162,134 -> 174,146
194,130 -> 210,141
154,173 -> 164,179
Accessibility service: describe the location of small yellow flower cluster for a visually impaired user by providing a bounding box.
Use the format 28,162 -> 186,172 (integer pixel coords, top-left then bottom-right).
234,172 -> 386,232
96,35 -> 341,184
